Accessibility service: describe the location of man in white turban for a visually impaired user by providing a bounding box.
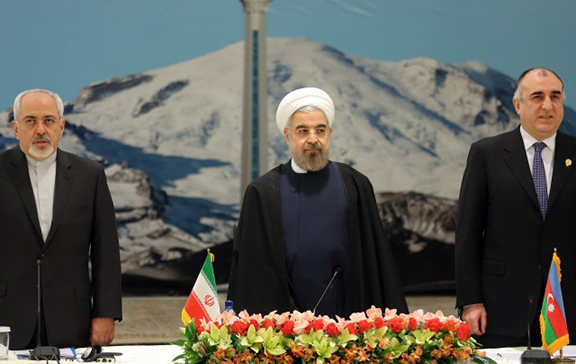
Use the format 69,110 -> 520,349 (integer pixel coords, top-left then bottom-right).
228,87 -> 407,317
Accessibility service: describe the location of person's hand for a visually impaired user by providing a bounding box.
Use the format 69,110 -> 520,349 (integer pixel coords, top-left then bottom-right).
462,304 -> 487,336
90,317 -> 115,346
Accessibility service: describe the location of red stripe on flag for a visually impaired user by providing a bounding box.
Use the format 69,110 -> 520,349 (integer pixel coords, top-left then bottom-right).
183,291 -> 210,324
544,280 -> 569,337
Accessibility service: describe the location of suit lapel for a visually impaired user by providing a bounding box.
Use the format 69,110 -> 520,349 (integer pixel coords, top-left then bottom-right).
8,148 -> 43,241
44,150 -> 73,246
549,132 -> 576,211
503,127 -> 540,210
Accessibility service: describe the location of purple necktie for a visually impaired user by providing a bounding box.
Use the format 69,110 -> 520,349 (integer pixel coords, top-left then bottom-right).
533,142 -> 548,219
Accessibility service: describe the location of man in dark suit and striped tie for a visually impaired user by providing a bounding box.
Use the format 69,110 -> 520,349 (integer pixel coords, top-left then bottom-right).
456,68 -> 576,347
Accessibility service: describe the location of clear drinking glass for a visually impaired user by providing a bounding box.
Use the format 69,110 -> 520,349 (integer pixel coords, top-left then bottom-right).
0,326 -> 9,360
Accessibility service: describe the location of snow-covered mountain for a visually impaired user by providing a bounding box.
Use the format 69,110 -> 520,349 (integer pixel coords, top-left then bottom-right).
57,38 -> 576,201
2,38 -> 575,285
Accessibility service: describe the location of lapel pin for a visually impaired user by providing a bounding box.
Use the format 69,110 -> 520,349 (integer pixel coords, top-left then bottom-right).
566,159 -> 572,167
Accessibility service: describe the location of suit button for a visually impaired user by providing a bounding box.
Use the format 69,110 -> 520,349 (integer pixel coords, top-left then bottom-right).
537,264 -> 542,270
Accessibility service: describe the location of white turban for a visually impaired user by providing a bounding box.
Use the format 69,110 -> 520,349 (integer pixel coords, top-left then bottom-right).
275,87 -> 335,133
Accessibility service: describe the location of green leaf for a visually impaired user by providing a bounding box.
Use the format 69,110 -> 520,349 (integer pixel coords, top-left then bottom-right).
389,337 -> 410,358
312,337 -> 339,358
411,329 -> 436,345
338,329 -> 358,346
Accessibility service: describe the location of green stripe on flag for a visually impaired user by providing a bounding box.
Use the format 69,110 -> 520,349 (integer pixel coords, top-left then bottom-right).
201,254 -> 218,297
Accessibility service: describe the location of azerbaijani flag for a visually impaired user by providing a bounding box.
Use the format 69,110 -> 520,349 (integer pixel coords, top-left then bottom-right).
181,251 -> 221,326
540,250 -> 570,355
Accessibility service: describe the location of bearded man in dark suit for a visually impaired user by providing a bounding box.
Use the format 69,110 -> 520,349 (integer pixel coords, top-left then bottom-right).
456,68 -> 576,347
0,89 -> 122,349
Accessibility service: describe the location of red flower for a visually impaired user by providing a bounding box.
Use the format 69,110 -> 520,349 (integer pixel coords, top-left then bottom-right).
263,318 -> 275,329
456,323 -> 471,341
444,320 -> 456,332
197,325 -> 205,334
326,323 -> 340,337
303,323 -> 313,334
374,317 -> 385,329
280,320 -> 295,336
249,319 -> 259,329
231,320 -> 249,335
357,320 -> 373,335
408,317 -> 418,331
425,318 -> 442,332
345,322 -> 357,335
389,317 -> 404,333
313,320 -> 324,332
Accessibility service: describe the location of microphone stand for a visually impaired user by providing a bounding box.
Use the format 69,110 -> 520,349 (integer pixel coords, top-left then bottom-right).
312,268 -> 341,315
29,259 -> 60,361
520,296 -> 550,364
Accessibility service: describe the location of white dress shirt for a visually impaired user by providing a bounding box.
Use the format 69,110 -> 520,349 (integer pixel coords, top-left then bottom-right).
27,151 -> 57,242
520,126 -> 555,197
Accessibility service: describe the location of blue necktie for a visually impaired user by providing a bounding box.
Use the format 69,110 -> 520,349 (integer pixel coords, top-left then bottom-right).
533,142 -> 548,219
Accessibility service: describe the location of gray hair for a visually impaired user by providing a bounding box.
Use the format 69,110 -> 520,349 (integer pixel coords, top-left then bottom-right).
513,68 -> 565,101
13,89 -> 64,122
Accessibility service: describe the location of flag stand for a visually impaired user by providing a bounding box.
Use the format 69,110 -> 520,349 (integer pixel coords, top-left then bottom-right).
552,349 -> 575,364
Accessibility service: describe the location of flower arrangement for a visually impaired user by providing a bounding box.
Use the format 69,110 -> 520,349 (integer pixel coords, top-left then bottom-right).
172,306 -> 495,364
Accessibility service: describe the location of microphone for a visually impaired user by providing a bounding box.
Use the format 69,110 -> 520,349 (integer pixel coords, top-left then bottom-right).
312,267 -> 342,315
29,258 -> 60,361
520,295 -> 550,364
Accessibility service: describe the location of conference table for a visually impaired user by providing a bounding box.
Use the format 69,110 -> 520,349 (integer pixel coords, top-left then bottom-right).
5,345 -> 576,363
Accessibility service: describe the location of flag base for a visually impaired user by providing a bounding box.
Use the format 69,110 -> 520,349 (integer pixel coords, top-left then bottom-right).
551,358 -> 575,364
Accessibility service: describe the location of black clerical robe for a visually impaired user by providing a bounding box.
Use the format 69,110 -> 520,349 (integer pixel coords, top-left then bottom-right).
228,161 -> 408,316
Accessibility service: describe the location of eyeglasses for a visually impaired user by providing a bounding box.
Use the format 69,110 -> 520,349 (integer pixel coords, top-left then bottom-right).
287,127 -> 331,139
79,346 -> 122,362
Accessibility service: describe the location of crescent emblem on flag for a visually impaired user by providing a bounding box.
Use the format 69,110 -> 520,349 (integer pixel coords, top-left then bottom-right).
204,295 -> 215,307
547,293 -> 555,304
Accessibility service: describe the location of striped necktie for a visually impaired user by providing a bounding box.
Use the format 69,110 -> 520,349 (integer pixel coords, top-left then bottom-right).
532,142 -> 548,219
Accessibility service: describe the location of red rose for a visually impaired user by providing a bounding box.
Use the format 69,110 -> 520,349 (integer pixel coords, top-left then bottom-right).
358,320 -> 374,335
456,323 -> 471,341
408,317 -> 418,331
444,320 -> 456,332
249,319 -> 259,329
389,317 -> 404,333
425,318 -> 442,332
313,320 -> 324,332
280,320 -> 295,336
231,320 -> 249,335
263,318 -> 275,329
345,322 -> 357,335
374,317 -> 385,329
326,323 -> 340,337
303,323 -> 313,334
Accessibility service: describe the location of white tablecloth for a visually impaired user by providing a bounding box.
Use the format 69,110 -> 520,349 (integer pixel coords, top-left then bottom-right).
6,345 -> 576,363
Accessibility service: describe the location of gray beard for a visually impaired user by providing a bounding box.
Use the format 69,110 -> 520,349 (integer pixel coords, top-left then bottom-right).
292,148 -> 329,172
29,144 -> 55,160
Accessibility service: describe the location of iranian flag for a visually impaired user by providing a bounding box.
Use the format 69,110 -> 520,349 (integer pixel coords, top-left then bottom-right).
181,252 -> 221,326
540,250 -> 570,355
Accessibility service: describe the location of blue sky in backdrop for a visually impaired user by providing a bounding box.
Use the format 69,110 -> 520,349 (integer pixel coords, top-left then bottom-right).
1,0 -> 575,109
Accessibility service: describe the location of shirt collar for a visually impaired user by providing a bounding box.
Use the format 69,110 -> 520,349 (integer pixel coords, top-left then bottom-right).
26,150 -> 58,169
290,158 -> 308,174
520,126 -> 556,153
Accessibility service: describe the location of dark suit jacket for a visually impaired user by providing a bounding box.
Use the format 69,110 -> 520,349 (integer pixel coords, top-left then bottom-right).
456,127 -> 576,338
0,147 -> 122,349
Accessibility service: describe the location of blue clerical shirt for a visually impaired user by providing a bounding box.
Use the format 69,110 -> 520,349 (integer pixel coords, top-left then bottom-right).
279,160 -> 348,317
